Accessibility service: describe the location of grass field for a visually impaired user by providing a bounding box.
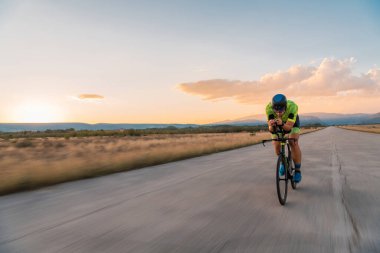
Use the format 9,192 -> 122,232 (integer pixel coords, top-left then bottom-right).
0,128 -> 322,195
339,124 -> 380,134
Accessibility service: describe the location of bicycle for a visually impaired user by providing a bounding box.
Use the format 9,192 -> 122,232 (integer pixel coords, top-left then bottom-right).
262,125 -> 298,205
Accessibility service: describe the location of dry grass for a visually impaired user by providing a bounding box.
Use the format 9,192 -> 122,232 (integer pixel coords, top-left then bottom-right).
0,128 -> 322,195
339,124 -> 380,134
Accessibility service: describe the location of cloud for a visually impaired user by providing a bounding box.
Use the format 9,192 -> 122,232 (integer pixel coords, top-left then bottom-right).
72,94 -> 105,101
178,58 -> 380,105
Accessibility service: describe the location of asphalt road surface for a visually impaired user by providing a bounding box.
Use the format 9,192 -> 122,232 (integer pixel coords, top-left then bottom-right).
1,127 -> 379,253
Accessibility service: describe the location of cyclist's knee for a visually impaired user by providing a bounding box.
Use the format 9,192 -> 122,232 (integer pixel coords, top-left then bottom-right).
289,140 -> 298,148
273,144 -> 280,155
289,135 -> 300,148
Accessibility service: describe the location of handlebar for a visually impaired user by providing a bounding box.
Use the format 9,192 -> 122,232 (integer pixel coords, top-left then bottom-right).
272,124 -> 287,134
262,124 -> 297,146
262,138 -> 298,146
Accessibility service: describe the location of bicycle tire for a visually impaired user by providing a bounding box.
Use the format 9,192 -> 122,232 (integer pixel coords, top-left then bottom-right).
289,158 -> 297,190
286,144 -> 297,190
276,155 -> 288,205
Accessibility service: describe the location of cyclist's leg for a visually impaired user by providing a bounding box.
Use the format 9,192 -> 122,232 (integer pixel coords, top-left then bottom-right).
289,128 -> 301,164
289,115 -> 302,165
271,133 -> 280,155
289,129 -> 302,182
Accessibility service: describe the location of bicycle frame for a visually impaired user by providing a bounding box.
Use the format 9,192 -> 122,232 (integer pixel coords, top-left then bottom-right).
278,130 -> 293,171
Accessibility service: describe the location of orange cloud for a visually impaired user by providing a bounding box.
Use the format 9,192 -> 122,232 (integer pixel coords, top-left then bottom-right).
76,94 -> 104,101
178,58 -> 380,104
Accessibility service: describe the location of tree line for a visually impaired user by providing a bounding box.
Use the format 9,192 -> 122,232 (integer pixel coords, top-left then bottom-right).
0,124 -> 324,139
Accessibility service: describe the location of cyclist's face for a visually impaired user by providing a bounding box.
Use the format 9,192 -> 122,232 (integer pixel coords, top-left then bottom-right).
274,107 -> 285,117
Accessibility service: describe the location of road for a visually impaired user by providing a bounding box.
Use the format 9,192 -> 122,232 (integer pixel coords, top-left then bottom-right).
0,127 -> 379,253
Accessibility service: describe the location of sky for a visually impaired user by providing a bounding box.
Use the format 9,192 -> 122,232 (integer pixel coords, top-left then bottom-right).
0,0 -> 379,124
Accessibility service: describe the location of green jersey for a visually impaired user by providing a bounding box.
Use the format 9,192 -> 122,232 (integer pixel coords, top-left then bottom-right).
265,100 -> 298,123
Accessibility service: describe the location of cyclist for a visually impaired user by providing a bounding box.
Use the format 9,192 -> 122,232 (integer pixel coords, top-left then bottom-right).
266,94 -> 302,183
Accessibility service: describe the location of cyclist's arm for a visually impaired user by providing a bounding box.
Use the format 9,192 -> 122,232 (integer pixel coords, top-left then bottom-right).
282,121 -> 294,132
268,121 -> 277,133
267,114 -> 276,133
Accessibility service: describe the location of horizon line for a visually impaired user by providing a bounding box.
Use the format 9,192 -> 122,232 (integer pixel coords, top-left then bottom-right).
0,111 -> 378,125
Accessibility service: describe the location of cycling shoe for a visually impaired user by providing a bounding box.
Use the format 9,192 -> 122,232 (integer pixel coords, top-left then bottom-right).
293,171 -> 302,183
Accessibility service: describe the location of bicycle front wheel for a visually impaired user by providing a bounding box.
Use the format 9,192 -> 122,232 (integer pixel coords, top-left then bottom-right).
276,155 -> 288,205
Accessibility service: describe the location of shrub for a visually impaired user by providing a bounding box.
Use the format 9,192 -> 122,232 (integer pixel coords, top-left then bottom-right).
15,139 -> 34,148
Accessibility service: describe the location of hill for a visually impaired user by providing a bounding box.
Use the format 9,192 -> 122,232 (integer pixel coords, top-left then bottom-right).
210,112 -> 380,126
360,113 -> 380,124
1,112 -> 379,133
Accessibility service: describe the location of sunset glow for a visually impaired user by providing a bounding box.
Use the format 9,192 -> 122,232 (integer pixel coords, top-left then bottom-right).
0,1 -> 379,124
12,103 -> 63,123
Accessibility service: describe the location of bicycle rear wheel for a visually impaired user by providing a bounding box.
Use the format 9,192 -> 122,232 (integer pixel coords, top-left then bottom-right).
286,145 -> 297,190
290,163 -> 297,189
276,155 -> 288,205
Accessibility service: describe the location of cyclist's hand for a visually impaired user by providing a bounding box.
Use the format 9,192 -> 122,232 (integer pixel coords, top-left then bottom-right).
269,119 -> 276,126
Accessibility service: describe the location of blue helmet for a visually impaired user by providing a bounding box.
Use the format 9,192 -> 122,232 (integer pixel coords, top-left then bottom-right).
272,94 -> 287,112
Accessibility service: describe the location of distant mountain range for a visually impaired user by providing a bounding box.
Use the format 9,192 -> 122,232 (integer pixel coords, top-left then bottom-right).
0,112 -> 379,132
211,112 -> 380,126
0,123 -> 199,132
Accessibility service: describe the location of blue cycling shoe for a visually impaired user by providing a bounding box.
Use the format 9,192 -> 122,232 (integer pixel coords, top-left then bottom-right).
279,163 -> 285,176
293,171 -> 302,183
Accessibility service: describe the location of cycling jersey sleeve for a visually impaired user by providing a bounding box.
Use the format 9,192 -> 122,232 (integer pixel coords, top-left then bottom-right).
265,103 -> 275,121
287,102 -> 298,123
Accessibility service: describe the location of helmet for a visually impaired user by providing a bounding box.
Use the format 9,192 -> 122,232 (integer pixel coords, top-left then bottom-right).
272,94 -> 287,112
